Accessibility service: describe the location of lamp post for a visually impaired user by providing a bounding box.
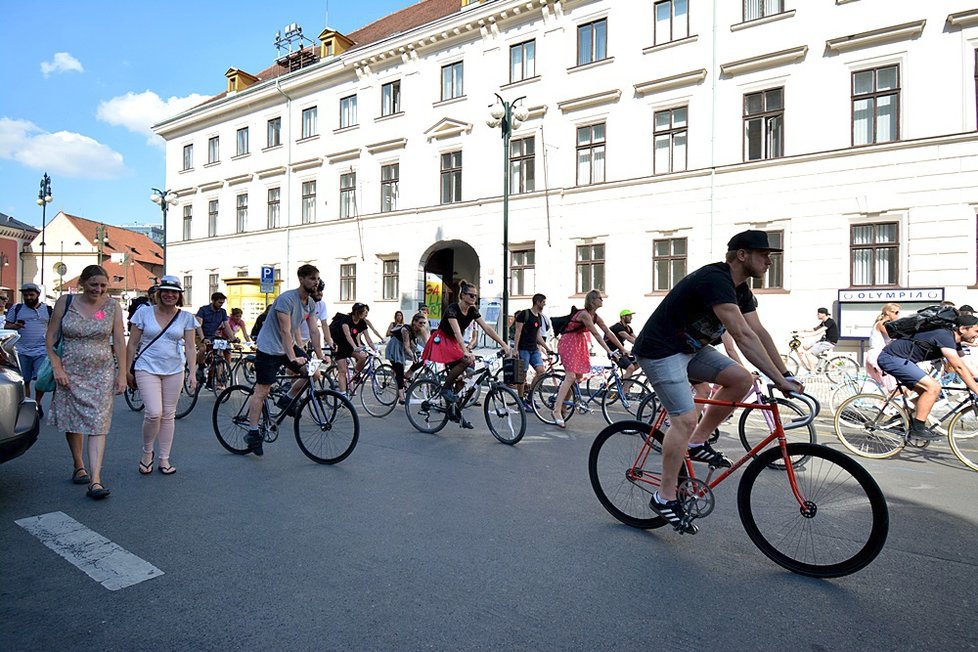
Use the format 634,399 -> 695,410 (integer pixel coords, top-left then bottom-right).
150,187 -> 178,276
36,173 -> 52,288
486,94 -> 528,341
94,224 -> 109,267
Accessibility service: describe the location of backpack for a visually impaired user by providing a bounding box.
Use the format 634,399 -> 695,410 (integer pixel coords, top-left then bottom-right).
127,296 -> 150,322
8,303 -> 53,323
251,311 -> 268,340
549,306 -> 579,337
884,305 -> 958,341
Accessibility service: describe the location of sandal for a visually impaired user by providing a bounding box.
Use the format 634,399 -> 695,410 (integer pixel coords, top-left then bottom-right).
551,412 -> 567,429
139,451 -> 154,475
86,482 -> 110,500
72,467 -> 90,484
158,462 -> 176,475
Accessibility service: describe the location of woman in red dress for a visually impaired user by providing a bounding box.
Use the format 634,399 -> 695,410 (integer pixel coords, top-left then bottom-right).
553,289 -> 627,427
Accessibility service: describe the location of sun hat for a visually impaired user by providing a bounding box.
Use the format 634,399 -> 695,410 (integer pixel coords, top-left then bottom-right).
158,275 -> 184,292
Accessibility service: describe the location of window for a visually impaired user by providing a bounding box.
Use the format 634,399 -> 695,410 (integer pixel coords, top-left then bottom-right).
182,144 -> 193,171
236,127 -> 249,156
182,205 -> 192,240
653,238 -> 687,291
236,269 -> 249,278
441,62 -> 464,101
748,231 -> 784,289
301,181 -> 316,224
654,0 -> 688,45
851,223 -> 898,286
511,249 -> 535,296
744,0 -> 783,21
339,172 -> 356,219
382,80 -> 401,116
510,40 -> 536,83
510,137 -> 535,193
340,264 -> 356,301
381,163 -> 399,212
440,151 -> 462,204
267,117 -> 281,148
577,19 -> 608,66
183,275 -> 193,306
207,136 -> 219,164
208,200 -> 218,237
576,123 -> 606,185
340,95 -> 358,129
744,87 -> 783,161
852,65 -> 899,146
301,107 -> 318,139
576,244 -> 606,293
235,194 -> 248,233
208,273 -> 219,299
654,107 -> 688,174
267,187 -> 280,229
382,259 -> 399,301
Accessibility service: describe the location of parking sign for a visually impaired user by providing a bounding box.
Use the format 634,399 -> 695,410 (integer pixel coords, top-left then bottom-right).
260,265 -> 275,294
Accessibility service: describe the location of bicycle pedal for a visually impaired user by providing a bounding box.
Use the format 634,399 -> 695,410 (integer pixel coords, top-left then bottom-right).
460,419 -> 474,430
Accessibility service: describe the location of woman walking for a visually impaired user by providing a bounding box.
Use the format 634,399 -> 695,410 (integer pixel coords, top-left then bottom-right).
866,302 -> 900,391
46,265 -> 127,499
551,290 -> 627,428
126,276 -> 198,476
386,312 -> 427,403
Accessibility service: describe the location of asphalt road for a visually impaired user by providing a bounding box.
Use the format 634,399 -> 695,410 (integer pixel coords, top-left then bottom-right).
1,389 -> 976,650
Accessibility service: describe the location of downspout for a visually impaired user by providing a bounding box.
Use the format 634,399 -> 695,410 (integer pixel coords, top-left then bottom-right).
540,125 -> 552,247
709,0 -> 718,256
275,79 -> 293,281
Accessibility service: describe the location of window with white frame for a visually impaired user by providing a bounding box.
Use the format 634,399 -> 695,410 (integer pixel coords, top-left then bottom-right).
654,107 -> 688,174
182,205 -> 192,240
382,80 -> 401,116
339,95 -> 357,129
510,40 -> 536,83
182,144 -> 193,170
301,107 -> 318,139
441,62 -> 464,101
301,181 -> 316,224
208,273 -> 219,299
511,248 -> 535,296
510,137 -> 535,193
748,230 -> 784,290
340,263 -> 356,301
208,199 -> 218,237
183,275 -> 193,305
207,136 -> 219,164
743,0 -> 783,21
236,127 -> 249,156
576,123 -> 606,185
440,151 -> 462,204
576,243 -> 605,293
235,194 -> 248,233
267,187 -> 280,229
744,87 -> 783,161
577,19 -> 608,66
851,222 -> 898,286
382,259 -> 399,301
654,0 -> 689,45
653,238 -> 687,291
267,117 -> 281,147
852,65 -> 899,146
381,163 -> 399,213
339,172 -> 356,219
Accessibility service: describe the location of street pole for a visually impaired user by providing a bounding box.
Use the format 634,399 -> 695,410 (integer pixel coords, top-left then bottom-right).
151,188 -> 178,276
95,223 -> 107,267
36,173 -> 52,288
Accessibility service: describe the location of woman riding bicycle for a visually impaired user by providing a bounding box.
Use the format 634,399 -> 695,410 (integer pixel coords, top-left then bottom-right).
329,303 -> 376,395
386,312 -> 427,404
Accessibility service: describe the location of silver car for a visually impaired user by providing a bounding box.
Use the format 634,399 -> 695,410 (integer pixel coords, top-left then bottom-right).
0,330 -> 41,464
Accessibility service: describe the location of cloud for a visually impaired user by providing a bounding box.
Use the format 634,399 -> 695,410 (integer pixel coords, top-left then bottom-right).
97,90 -> 209,147
40,52 -> 84,78
0,117 -> 126,179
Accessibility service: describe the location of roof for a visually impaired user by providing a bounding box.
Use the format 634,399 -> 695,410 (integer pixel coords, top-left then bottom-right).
56,257 -> 159,294
61,213 -> 163,268
0,211 -> 39,234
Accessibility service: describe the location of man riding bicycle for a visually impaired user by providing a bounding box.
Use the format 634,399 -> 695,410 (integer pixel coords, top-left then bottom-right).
798,307 -> 839,372
633,230 -> 802,533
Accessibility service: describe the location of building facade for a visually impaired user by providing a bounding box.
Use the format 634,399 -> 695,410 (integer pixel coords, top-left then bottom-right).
0,212 -> 39,295
153,0 -> 978,349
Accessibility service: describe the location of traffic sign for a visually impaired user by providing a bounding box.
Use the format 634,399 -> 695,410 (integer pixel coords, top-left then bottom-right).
260,265 -> 275,294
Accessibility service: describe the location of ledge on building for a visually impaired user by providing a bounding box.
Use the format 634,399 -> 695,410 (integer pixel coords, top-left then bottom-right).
730,9 -> 796,32
374,112 -> 405,123
500,75 -> 541,92
642,34 -> 698,55
719,45 -> 808,77
946,9 -> 978,29
825,20 -> 926,53
634,69 -> 707,96
557,89 -> 621,113
566,56 -> 615,75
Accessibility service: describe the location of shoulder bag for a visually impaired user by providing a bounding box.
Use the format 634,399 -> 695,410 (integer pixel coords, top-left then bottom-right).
128,309 -> 182,388
34,295 -> 73,393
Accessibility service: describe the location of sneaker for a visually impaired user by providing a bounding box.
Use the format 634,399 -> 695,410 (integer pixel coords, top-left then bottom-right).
460,417 -> 475,430
687,442 -> 732,468
440,388 -> 458,403
649,493 -> 698,534
909,421 -> 941,441
244,431 -> 264,456
276,395 -> 298,417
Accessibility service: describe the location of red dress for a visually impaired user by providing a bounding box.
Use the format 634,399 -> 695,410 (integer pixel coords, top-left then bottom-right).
558,310 -> 591,375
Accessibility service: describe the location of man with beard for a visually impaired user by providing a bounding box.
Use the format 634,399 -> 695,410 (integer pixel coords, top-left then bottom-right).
5,283 -> 53,414
632,230 -> 802,534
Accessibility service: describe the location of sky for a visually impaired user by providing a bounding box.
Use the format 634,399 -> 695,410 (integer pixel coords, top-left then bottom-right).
0,0 -> 410,231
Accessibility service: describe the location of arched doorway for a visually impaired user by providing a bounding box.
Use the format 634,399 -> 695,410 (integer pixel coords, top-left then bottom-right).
417,240 -> 480,319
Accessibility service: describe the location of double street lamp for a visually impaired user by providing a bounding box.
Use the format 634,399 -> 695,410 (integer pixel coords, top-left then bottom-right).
150,188 -> 178,276
36,173 -> 52,288
486,93 -> 528,339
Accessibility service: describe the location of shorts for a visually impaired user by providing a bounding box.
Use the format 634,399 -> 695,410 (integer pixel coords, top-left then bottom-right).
637,347 -> 737,416
518,348 -> 544,369
18,352 -> 47,384
810,340 -> 835,356
254,346 -> 306,386
615,354 -> 637,371
876,350 -> 927,390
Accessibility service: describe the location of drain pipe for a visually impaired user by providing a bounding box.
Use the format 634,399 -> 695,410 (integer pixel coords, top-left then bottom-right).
709,0 -> 718,256
275,79 -> 293,281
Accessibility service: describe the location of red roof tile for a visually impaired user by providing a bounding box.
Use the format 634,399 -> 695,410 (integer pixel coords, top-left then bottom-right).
62,213 -> 164,269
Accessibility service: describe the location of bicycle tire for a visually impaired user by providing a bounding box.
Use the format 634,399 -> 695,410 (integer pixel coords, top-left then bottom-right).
233,357 -> 257,386
738,398 -> 816,469
829,373 -> 883,413
635,391 -> 659,423
175,371 -> 200,419
738,443 -> 889,578
834,393 -> 907,458
781,354 -> 799,377
484,385 -> 526,445
212,384 -> 255,454
531,371 -> 577,425
294,389 -> 359,464
824,355 -> 860,384
405,378 -> 449,433
360,364 -> 398,417
206,358 -> 233,396
947,404 -> 978,472
124,386 -> 145,412
600,377 -> 652,425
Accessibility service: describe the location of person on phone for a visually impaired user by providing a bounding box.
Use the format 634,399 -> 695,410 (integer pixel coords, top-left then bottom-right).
5,283 -> 53,413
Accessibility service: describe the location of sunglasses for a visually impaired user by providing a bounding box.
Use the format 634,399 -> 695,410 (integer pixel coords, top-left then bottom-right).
463,292 -> 478,299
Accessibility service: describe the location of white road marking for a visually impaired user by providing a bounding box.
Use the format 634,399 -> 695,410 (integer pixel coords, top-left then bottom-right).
15,511 -> 164,591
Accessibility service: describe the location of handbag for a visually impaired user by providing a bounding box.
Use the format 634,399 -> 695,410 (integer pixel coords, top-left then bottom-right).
34,295 -> 73,393
128,309 -> 182,388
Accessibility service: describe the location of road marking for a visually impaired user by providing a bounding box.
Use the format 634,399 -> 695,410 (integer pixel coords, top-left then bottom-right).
15,511 -> 164,591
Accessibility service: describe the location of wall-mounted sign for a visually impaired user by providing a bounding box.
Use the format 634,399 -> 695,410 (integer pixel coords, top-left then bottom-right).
837,288 -> 944,303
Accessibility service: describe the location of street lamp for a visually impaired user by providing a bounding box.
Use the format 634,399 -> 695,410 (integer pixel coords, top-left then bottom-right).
36,173 -> 52,288
150,187 -> 178,275
486,93 -> 528,340
94,224 -> 109,267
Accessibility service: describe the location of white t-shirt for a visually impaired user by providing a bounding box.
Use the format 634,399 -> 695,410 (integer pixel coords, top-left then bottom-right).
130,307 -> 198,376
298,299 -> 329,342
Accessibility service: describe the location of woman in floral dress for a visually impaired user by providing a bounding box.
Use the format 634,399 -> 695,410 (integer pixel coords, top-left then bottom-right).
46,265 -> 127,499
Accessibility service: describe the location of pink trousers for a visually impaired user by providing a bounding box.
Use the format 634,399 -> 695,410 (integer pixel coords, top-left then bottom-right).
135,370 -> 184,460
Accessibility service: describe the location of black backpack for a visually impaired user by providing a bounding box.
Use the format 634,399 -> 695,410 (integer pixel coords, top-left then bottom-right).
884,305 -> 958,340
8,303 -> 53,322
127,296 -> 150,322
549,306 -> 579,337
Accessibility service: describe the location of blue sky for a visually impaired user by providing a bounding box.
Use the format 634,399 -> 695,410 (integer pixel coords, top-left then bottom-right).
0,0 -> 408,230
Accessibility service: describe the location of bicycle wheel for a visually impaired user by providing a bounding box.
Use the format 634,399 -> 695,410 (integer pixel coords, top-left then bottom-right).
175,371 -> 200,419
530,371 -> 562,425
212,384 -> 254,454
484,385 -> 526,445
738,398 -> 816,469
635,391 -> 660,423
405,378 -> 449,433
824,355 -> 860,384
738,443 -> 889,578
834,393 -> 907,458
294,389 -> 359,464
360,364 -> 398,417
601,378 -> 652,425
947,404 -> 978,472
124,386 -> 145,412
233,357 -> 256,386
207,358 -> 233,396
588,420 -> 670,530
829,373 -> 883,413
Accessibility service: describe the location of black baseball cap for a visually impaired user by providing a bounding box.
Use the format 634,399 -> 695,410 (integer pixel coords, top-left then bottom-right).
959,304 -> 974,313
956,314 -> 978,327
817,307 -> 830,315
727,230 -> 783,252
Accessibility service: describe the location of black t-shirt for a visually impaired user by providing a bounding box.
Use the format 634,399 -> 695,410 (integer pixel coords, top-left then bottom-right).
633,262 -> 757,359
883,329 -> 958,363
330,314 -> 366,344
818,318 -> 840,344
391,324 -> 419,345
606,322 -> 632,346
515,309 -> 543,350
438,303 -> 481,337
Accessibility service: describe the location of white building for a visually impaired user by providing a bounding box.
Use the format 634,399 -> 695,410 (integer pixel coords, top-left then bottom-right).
153,0 -> 978,354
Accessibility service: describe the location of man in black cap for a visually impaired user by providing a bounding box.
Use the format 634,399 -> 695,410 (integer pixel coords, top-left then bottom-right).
632,229 -> 802,534
798,307 -> 839,372
959,305 -> 974,316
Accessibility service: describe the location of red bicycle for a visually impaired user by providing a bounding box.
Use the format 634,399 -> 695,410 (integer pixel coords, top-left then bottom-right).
588,390 -> 888,578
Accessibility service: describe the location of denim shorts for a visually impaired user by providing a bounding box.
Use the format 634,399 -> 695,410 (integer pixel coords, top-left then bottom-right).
637,347 -> 737,416
876,350 -> 927,389
518,348 -> 544,369
810,341 -> 835,356
19,352 -> 47,383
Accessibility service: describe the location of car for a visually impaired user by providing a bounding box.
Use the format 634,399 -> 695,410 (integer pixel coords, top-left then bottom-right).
0,330 -> 40,464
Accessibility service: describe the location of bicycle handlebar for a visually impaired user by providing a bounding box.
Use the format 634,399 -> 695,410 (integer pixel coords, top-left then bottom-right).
780,391 -> 819,430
